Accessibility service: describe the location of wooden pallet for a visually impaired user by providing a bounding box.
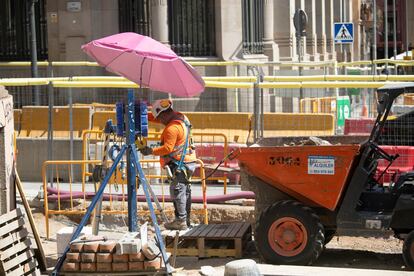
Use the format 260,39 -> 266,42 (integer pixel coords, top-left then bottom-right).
163,222 -> 252,258
0,208 -> 41,276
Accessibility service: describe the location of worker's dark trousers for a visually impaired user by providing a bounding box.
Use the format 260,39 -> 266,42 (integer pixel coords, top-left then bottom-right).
169,164 -> 195,226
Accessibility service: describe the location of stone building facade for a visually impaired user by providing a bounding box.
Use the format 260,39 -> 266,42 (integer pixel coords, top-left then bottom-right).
44,0 -> 362,64
1,0 -> 413,111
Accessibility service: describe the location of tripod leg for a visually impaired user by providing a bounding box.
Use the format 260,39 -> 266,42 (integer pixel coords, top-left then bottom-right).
145,177 -> 169,223
52,145 -> 127,275
131,145 -> 173,274
92,132 -> 111,235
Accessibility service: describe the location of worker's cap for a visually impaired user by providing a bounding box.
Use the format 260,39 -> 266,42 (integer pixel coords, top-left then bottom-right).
152,99 -> 173,118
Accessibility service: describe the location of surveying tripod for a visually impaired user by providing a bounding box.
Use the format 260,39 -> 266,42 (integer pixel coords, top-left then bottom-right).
52,89 -> 172,275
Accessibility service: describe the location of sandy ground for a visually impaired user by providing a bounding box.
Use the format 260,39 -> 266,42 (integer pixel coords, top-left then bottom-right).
28,206 -> 409,275
176,237 -> 406,275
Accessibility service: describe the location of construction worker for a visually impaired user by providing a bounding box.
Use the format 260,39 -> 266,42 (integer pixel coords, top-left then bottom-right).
139,99 -> 196,230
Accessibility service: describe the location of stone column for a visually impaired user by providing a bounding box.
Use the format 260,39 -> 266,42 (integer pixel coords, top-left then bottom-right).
316,0 -> 327,60
348,0 -> 355,61
216,0 -> 243,112
305,0 -> 319,60
263,0 -> 279,61
332,1 -> 345,61
0,87 -> 15,215
326,0 -> 335,58
408,0 -> 414,49
274,0 -> 296,61
151,0 -> 169,45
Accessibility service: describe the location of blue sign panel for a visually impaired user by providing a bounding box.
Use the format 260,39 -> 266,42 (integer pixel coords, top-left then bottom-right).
334,23 -> 354,44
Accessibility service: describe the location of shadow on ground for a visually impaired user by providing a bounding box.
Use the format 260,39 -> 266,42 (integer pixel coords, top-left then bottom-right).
176,244 -> 407,273
316,248 -> 406,271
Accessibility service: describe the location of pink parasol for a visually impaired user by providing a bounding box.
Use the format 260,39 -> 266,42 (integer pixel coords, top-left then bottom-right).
81,32 -> 204,97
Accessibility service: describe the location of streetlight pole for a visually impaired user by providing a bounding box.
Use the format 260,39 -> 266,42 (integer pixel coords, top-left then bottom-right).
385,0 -> 388,68
406,0 -> 409,58
392,0 -> 397,74
296,30 -> 302,99
373,0 -> 377,75
294,9 -> 307,100
29,0 -> 40,105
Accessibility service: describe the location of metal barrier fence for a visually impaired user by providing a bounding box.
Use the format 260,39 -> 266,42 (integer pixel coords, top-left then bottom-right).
42,159 -> 208,239
7,76 -> 414,146
5,62 -> 414,241
81,130 -> 230,194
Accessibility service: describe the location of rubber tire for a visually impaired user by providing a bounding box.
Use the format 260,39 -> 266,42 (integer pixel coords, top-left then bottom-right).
324,229 -> 336,245
256,200 -> 325,265
403,230 -> 414,270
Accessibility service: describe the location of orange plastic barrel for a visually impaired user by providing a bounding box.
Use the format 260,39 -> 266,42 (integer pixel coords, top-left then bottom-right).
237,145 -> 360,210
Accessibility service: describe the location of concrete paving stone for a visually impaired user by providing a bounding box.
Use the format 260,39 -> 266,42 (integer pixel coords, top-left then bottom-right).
96,262 -> 112,272
81,253 -> 96,263
66,252 -> 80,263
80,263 -> 96,272
96,253 -> 113,263
116,238 -> 142,254
83,241 -> 100,253
62,262 -> 79,271
142,240 -> 160,260
112,262 -> 129,272
113,253 -> 129,263
57,227 -> 91,256
130,239 -> 142,252
129,252 -> 145,262
144,257 -> 161,270
128,261 -> 144,271
116,232 -> 141,254
99,241 -> 117,253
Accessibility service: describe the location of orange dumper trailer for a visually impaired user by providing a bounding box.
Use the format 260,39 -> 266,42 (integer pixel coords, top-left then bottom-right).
236,83 -> 414,268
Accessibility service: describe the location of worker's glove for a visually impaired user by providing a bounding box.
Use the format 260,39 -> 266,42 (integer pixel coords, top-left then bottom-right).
139,146 -> 153,156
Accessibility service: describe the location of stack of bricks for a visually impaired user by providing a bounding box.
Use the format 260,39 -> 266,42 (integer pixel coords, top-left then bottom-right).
62,234 -> 164,273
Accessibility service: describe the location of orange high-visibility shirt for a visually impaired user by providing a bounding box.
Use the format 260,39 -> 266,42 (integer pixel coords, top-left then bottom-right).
148,112 -> 196,165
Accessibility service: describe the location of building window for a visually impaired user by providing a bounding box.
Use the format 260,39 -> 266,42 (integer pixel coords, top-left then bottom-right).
168,0 -> 216,57
242,0 -> 264,54
119,0 -> 151,36
0,0 -> 48,61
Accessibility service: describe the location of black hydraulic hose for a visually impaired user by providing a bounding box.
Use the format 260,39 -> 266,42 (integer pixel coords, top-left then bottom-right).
198,149 -> 240,182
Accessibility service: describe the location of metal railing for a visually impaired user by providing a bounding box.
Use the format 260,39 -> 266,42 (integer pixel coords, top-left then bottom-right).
81,129 -> 230,194
0,0 -> 48,61
42,158 -> 208,239
119,0 -> 151,36
242,0 -> 264,54
168,0 -> 216,56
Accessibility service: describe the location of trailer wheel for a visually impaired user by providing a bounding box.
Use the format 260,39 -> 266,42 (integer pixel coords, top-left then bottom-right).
403,230 -> 414,270
256,200 -> 324,265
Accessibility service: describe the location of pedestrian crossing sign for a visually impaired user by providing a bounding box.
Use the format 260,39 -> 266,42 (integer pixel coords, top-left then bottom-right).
334,23 -> 354,44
